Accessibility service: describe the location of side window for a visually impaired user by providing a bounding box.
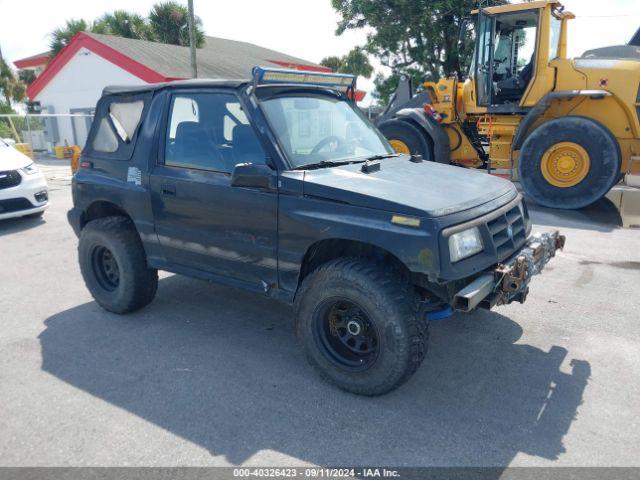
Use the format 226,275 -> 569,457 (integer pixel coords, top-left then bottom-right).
92,118 -> 119,153
91,96 -> 146,156
165,93 -> 265,172
475,13 -> 494,106
548,15 -> 562,61
223,102 -> 249,141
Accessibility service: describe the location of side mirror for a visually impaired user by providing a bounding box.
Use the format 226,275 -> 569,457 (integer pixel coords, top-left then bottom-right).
230,163 -> 276,190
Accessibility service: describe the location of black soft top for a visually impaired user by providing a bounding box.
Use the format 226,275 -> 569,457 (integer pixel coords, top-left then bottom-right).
102,78 -> 249,96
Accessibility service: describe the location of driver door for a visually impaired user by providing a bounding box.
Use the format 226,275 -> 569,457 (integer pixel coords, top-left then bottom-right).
475,10 -> 495,107
149,91 -> 279,289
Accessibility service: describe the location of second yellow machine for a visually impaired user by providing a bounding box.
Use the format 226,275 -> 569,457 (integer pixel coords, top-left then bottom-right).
378,0 -> 640,209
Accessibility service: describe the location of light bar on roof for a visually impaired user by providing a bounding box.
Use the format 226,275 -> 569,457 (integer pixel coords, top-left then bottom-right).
252,66 -> 357,92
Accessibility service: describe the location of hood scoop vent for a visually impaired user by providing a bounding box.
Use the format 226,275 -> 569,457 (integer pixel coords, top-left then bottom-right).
361,161 -> 381,174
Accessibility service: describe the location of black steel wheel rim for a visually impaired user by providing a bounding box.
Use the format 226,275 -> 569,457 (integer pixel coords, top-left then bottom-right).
91,245 -> 120,291
314,298 -> 379,371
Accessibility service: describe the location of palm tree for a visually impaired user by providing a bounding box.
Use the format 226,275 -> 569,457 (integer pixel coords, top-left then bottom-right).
148,1 -> 204,48
49,19 -> 91,55
93,11 -> 154,40
0,44 -> 25,105
321,47 -> 374,78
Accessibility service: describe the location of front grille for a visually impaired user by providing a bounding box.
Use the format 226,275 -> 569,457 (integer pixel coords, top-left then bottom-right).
0,197 -> 34,214
487,203 -> 528,259
0,170 -> 22,190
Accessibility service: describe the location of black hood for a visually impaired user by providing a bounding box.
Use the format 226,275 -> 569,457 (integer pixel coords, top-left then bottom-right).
301,156 -> 516,218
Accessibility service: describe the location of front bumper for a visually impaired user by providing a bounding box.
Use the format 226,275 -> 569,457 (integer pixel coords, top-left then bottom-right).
0,170 -> 49,221
452,230 -> 566,312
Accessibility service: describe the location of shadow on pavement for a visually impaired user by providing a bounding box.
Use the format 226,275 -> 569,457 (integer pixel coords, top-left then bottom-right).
527,196 -> 623,232
39,275 -> 590,467
0,214 -> 46,237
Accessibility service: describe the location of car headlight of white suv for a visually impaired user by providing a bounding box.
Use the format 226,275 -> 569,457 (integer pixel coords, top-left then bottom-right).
20,162 -> 40,175
449,226 -> 483,263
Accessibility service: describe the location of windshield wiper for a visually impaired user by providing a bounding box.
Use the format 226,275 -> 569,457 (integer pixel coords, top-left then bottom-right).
292,159 -> 366,171
292,153 -> 400,171
363,153 -> 401,161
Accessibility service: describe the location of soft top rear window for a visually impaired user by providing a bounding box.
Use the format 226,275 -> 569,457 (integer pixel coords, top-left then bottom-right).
87,93 -> 150,160
109,100 -> 144,143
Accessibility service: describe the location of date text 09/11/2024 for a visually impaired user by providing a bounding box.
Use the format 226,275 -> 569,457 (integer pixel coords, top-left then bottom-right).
232,468 -> 400,478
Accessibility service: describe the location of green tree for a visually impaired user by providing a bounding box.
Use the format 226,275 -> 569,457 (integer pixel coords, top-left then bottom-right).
321,47 -> 374,78
47,4 -> 206,60
94,11 -> 154,40
320,56 -> 343,73
330,0 -> 506,104
18,70 -> 36,86
0,44 -> 20,139
0,44 -> 25,105
148,2 -> 205,48
0,101 -> 14,139
49,19 -> 91,55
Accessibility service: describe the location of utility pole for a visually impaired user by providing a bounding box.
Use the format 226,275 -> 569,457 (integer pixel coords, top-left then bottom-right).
187,0 -> 198,78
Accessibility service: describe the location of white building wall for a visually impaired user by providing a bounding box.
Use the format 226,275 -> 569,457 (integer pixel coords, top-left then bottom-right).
35,47 -> 147,148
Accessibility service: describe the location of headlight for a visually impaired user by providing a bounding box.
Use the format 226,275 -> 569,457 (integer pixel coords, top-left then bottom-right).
20,163 -> 39,175
449,227 -> 483,263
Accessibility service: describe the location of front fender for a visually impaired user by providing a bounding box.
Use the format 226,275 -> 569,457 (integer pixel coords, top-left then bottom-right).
277,194 -> 440,293
391,108 -> 450,164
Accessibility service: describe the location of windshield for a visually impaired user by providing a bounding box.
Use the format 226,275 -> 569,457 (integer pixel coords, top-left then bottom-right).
259,93 -> 394,168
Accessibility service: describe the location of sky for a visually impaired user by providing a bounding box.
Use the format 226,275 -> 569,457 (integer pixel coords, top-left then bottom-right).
0,0 -> 639,105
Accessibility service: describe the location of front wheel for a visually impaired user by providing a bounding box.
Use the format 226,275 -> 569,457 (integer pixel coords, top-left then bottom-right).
294,258 -> 428,396
519,116 -> 621,209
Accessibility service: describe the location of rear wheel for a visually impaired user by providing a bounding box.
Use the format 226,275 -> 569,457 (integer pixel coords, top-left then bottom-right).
519,116 -> 621,209
379,119 -> 434,161
79,216 -> 158,314
294,258 -> 428,396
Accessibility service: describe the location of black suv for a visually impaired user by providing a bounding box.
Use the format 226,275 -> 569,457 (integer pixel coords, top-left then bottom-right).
68,68 -> 564,395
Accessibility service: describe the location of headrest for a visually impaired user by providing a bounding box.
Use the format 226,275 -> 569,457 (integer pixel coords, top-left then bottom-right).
175,121 -> 206,139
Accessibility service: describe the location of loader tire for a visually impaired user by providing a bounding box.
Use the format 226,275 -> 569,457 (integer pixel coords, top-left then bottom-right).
519,116 -> 621,209
379,119 -> 434,161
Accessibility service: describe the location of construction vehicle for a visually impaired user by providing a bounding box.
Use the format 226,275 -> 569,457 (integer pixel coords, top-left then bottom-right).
377,0 -> 640,209
582,26 -> 640,60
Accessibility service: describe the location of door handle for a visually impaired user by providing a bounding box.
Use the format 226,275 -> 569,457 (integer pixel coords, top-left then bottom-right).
161,183 -> 176,196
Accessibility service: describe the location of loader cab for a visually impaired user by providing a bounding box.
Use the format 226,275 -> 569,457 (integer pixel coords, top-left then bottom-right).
471,0 -> 567,112
474,8 -> 542,109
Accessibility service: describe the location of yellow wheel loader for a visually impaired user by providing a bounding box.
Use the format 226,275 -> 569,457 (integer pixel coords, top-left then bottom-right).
377,0 -> 640,209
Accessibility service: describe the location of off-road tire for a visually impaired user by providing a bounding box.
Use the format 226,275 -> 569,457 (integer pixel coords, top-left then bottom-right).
79,216 -> 158,314
519,116 -> 621,209
379,119 -> 434,161
294,258 -> 428,396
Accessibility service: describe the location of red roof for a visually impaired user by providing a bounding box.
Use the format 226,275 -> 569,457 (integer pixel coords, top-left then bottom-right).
13,51 -> 50,69
27,32 -> 169,99
25,32 -> 366,102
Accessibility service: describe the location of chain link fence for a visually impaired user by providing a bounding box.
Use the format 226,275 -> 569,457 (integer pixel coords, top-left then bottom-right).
0,113 -> 95,155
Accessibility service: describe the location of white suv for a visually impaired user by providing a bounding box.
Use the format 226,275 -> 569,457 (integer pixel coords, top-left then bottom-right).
0,139 -> 49,220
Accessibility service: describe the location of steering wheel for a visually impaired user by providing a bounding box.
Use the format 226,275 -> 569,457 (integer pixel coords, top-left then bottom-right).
311,135 -> 345,155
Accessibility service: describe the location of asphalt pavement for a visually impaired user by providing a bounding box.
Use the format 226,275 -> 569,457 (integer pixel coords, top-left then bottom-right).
0,159 -> 639,467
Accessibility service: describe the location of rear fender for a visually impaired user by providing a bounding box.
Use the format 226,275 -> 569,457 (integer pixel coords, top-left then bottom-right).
512,90 -> 611,150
